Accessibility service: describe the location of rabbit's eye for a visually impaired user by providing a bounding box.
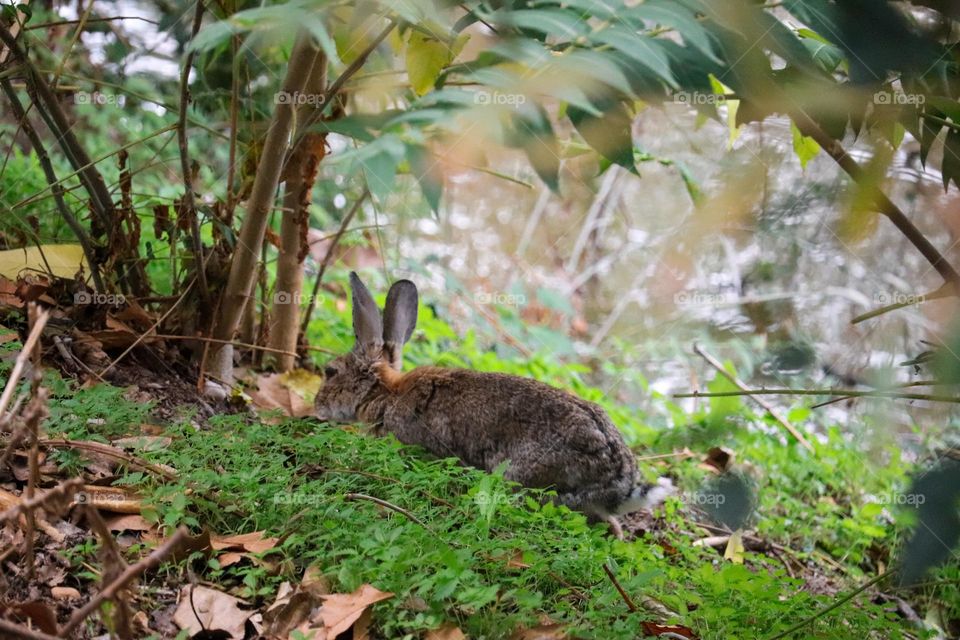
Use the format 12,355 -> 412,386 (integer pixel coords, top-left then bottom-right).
324,366 -> 337,379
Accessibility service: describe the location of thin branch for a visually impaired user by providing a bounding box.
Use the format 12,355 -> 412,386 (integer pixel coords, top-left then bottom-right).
98,279 -> 195,377
177,0 -> 209,305
344,492 -> 443,540
293,19 -> 396,151
0,307 -> 50,418
765,570 -> 893,640
692,344 -> 814,452
0,479 -> 82,525
37,439 -> 178,481
851,282 -> 955,324
0,78 -> 104,291
791,108 -> 960,288
674,388 -> 960,403
25,16 -> 159,29
61,527 -> 190,635
0,620 -> 62,640
603,564 -> 638,613
300,188 -> 368,336
0,23 -> 115,232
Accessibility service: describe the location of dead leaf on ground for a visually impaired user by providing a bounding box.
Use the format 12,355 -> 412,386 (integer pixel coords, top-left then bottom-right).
211,531 -> 280,554
641,621 -> 698,639
173,585 -> 252,640
312,584 -> 393,638
76,484 -> 142,514
0,601 -> 59,635
0,323 -> 18,343
0,276 -> 22,308
263,565 -> 331,638
248,371 -> 321,418
211,530 -> 280,567
104,513 -> 153,533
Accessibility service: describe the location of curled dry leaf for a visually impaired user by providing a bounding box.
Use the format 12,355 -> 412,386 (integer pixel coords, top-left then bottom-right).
104,513 -> 153,533
173,585 -> 252,640
293,584 -> 393,639
248,370 -> 322,418
75,484 -> 142,514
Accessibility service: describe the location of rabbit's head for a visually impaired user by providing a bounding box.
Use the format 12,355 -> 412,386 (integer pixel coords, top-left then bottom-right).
315,272 -> 418,422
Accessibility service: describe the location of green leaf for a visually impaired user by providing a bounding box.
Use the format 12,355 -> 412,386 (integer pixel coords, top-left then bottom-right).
568,99 -> 636,173
406,144 -> 443,214
406,25 -> 466,95
591,26 -> 678,89
502,9 -> 589,39
627,0 -> 719,62
791,121 -> 820,169
942,128 -> 960,192
189,20 -> 240,52
506,105 -> 561,192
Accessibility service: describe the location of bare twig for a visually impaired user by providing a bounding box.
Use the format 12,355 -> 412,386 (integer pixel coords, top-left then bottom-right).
851,282 -> 955,324
0,478 -> 83,524
603,564 -> 638,612
344,492 -> 441,538
98,279 -> 196,377
765,570 -> 894,640
300,188 -> 368,336
0,78 -> 104,290
39,439 -> 177,481
675,388 -> 960,403
177,0 -> 209,305
61,527 -> 190,635
152,333 -> 298,358
791,109 -> 960,288
0,620 -> 62,640
0,307 -> 50,418
0,23 -> 115,234
691,344 -> 814,452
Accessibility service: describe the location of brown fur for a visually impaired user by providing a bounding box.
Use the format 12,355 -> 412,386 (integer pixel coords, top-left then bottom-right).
314,275 -> 650,533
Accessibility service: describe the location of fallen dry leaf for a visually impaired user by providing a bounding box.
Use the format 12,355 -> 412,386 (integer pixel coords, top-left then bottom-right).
0,324 -> 17,344
248,371 -> 320,418
76,484 -> 142,514
641,621 -> 698,638
211,530 -> 280,554
173,585 -> 252,640
263,565 -> 331,638
315,584 -> 393,638
104,513 -> 152,533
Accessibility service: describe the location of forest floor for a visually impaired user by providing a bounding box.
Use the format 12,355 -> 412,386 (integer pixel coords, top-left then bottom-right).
0,301 -> 956,639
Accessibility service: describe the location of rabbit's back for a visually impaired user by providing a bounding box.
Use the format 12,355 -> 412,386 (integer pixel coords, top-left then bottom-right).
378,367 -> 637,512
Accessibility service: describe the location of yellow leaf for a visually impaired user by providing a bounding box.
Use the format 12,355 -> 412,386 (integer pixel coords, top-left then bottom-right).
0,244 -> 87,280
406,25 -> 459,96
723,529 -> 745,564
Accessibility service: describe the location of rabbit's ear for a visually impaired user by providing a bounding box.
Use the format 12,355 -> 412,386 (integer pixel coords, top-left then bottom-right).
382,279 -> 418,370
349,272 -> 383,356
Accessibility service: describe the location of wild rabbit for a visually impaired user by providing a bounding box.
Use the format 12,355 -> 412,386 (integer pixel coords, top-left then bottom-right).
315,273 -> 671,537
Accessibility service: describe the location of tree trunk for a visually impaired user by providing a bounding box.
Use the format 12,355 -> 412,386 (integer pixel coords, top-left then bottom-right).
265,49 -> 328,371
207,31 -> 320,385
